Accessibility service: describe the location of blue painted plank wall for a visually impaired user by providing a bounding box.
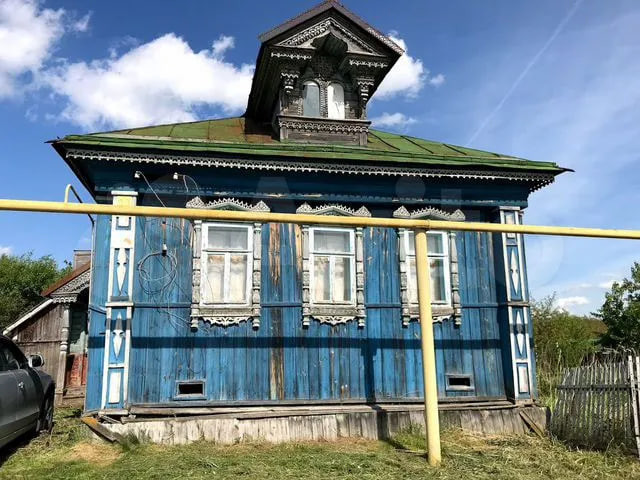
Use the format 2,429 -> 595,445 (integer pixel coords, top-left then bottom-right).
88,217 -> 508,408
85,214 -> 111,411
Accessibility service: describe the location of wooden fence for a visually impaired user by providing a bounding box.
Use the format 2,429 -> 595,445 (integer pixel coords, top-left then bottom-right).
551,353 -> 640,456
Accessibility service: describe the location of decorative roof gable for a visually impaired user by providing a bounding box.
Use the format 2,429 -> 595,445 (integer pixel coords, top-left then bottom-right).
246,1 -> 402,146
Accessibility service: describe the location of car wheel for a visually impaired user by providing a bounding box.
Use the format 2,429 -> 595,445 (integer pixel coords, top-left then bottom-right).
38,393 -> 54,433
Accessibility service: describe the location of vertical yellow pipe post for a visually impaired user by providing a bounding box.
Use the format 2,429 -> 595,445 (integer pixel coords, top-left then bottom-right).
414,228 -> 442,466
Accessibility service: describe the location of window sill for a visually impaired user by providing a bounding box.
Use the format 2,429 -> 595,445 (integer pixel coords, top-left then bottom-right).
403,305 -> 457,326
191,305 -> 259,329
305,305 -> 362,327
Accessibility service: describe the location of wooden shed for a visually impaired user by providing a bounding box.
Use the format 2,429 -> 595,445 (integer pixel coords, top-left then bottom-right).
3,253 -> 90,405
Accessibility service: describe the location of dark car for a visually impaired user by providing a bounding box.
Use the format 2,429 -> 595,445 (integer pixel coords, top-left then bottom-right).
0,335 -> 55,449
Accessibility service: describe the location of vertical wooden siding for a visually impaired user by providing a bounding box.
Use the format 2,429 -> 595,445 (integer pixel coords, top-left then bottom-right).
85,214 -> 111,410
13,303 -> 64,381
88,218 -> 507,408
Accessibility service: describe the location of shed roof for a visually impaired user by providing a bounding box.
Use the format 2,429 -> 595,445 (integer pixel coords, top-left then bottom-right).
53,117 -> 566,174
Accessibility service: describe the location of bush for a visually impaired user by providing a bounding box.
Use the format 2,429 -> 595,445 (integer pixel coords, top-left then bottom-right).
532,295 -> 600,406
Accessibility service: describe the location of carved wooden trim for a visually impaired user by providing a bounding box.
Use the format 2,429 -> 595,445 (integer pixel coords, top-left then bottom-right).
277,18 -> 379,55
397,205 -> 463,327
49,269 -> 91,304
393,205 -> 465,221
67,149 -> 558,191
189,198 -> 266,330
186,197 -> 270,212
296,202 -> 371,217
300,203 -> 368,327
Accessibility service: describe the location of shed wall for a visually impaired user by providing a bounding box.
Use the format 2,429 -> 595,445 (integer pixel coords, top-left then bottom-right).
12,303 -> 64,381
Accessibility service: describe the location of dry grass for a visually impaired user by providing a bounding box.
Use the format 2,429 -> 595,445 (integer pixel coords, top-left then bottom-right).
1,409 -> 639,479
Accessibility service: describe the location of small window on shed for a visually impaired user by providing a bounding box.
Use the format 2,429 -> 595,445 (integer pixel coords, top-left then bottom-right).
302,81 -> 320,117
327,82 -> 345,119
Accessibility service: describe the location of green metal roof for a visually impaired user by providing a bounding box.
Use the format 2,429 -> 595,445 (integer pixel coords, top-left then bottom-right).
53,117 -> 566,173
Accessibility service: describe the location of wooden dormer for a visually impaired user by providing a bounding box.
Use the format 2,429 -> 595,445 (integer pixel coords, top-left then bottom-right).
245,0 -> 403,146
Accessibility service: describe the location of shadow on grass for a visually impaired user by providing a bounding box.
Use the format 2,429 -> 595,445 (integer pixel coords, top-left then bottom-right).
0,407 -> 83,468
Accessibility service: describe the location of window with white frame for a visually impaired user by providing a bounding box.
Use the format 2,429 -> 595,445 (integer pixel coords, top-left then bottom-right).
327,82 -> 345,119
310,227 -> 356,304
402,230 -> 451,305
200,223 -> 253,306
302,81 -> 321,117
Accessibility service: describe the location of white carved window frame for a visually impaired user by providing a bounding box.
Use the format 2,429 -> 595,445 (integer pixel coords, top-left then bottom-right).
393,206 -> 464,327
188,197 -> 268,330
200,223 -> 254,308
298,203 -> 368,328
401,230 -> 452,306
327,82 -> 345,119
309,227 -> 357,306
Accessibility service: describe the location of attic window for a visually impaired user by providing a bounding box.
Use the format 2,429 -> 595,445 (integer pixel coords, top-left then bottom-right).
302,81 -> 320,117
327,82 -> 345,119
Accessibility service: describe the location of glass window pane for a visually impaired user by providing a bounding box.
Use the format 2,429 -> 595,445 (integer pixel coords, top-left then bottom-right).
406,231 -> 415,255
207,226 -> 248,250
334,257 -> 352,302
430,258 -> 447,302
327,83 -> 345,119
408,257 -> 418,303
313,256 -> 331,302
314,230 -> 350,253
428,233 -> 445,254
203,254 -> 225,303
302,82 -> 320,117
229,254 -> 248,303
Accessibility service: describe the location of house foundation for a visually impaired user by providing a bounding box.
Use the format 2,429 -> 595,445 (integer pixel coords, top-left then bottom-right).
91,403 -> 548,445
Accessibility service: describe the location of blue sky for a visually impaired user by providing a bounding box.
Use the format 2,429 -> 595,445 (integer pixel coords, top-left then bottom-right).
0,0 -> 638,315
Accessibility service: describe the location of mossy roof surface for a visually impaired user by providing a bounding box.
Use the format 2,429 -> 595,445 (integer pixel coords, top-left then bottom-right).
54,116 -> 566,173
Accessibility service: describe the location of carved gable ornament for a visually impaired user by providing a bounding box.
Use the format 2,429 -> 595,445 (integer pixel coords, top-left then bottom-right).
49,269 -> 91,304
276,18 -> 380,55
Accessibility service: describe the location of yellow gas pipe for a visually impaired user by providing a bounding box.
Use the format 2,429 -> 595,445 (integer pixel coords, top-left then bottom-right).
1,194 -> 640,467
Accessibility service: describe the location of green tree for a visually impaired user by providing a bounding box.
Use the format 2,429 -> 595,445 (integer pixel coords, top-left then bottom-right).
0,252 -> 72,331
597,262 -> 640,351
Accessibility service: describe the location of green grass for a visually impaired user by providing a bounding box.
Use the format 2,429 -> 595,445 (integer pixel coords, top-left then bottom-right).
1,408 -> 639,479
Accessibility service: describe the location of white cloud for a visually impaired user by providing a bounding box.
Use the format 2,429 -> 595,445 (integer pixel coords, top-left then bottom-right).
71,11 -> 91,33
211,35 -> 234,58
0,245 -> 12,256
376,34 -> 444,99
370,112 -> 416,129
0,0 -> 65,97
598,280 -> 615,289
557,296 -> 590,310
428,73 -> 445,87
42,33 -> 254,130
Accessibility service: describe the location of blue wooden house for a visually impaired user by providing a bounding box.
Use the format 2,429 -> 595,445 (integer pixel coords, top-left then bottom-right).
51,1 -> 566,441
